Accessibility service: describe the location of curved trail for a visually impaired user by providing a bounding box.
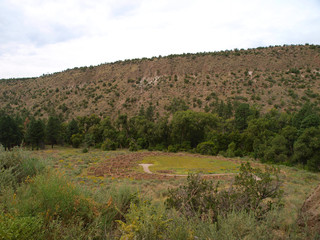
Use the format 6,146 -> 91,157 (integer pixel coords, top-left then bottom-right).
138,163 -> 236,177
139,164 -> 153,174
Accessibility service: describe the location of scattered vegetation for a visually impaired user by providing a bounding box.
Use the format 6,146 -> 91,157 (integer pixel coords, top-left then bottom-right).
1,44 -> 320,238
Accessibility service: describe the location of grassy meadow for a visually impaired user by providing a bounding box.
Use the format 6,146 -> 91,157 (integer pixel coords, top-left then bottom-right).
1,146 -> 320,239
140,155 -> 241,174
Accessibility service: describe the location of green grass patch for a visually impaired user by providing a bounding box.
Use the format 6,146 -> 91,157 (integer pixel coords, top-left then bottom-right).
141,155 -> 241,174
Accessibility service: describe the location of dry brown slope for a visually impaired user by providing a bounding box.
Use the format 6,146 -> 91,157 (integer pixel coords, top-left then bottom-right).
1,44 -> 320,120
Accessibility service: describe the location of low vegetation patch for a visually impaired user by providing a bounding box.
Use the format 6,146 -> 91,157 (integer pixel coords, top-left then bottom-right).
141,155 -> 241,174
1,147 -> 320,239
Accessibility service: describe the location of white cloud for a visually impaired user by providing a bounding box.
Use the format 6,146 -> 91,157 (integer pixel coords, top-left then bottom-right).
1,0 -> 319,78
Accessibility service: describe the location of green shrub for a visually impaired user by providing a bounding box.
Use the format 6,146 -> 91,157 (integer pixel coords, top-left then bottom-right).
0,147 -> 45,191
14,172 -> 97,225
196,141 -> 218,155
0,167 -> 17,192
101,138 -> 117,151
71,133 -> 83,148
225,141 -> 236,157
168,145 -> 178,153
129,140 -> 139,151
118,200 -> 171,240
136,138 -> 147,149
94,185 -> 138,231
165,210 -> 196,240
166,163 -> 283,222
180,141 -> 191,151
0,214 -> 44,240
157,144 -> 166,151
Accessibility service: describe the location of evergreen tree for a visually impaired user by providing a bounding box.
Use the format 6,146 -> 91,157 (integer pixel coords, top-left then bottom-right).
0,114 -> 23,150
66,119 -> 79,144
46,116 -> 61,148
146,103 -> 155,122
235,103 -> 251,131
292,103 -> 314,129
26,118 -> 45,150
293,127 -> 320,171
138,105 -> 145,116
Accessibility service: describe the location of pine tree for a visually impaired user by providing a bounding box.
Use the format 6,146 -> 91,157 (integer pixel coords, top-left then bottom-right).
66,119 -> 79,144
0,114 -> 22,150
46,116 -> 61,148
26,118 -> 45,150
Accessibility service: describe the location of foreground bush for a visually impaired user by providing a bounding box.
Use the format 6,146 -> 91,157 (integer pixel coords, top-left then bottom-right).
117,200 -> 170,240
1,169 -> 139,239
166,162 -> 283,221
94,185 -> 139,232
0,214 -> 43,240
0,146 -> 45,191
14,172 -> 97,225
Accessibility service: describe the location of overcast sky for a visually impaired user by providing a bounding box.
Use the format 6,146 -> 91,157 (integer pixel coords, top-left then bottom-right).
1,0 -> 319,78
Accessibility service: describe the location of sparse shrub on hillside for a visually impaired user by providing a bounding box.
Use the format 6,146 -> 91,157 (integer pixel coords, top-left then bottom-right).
164,98 -> 189,113
287,68 -> 300,74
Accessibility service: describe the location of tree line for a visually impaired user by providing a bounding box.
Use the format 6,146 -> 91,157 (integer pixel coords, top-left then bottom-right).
1,102 -> 320,171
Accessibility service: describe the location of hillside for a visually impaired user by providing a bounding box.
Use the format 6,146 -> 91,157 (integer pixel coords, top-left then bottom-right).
1,44 -> 320,119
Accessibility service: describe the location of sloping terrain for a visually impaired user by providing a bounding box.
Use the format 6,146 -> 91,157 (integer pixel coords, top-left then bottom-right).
298,184 -> 320,233
1,44 -> 320,120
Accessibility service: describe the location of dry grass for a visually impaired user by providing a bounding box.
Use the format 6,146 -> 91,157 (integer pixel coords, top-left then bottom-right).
29,146 -> 320,206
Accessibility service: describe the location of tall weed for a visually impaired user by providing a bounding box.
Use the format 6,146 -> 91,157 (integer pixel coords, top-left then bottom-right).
93,185 -> 138,231
0,213 -> 44,240
0,146 -> 45,191
14,172 -> 97,225
117,200 -> 171,240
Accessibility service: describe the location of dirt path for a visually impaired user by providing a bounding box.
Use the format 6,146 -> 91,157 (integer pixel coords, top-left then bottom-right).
139,164 -> 153,174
